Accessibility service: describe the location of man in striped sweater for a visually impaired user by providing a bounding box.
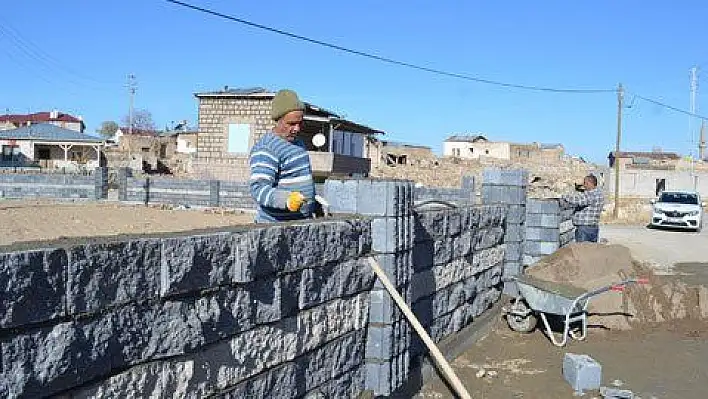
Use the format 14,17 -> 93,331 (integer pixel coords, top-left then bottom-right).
248,89 -> 316,223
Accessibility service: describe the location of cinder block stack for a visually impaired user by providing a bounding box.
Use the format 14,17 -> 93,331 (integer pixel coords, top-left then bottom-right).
324,178 -> 415,397
524,199 -> 576,267
481,168 -> 528,296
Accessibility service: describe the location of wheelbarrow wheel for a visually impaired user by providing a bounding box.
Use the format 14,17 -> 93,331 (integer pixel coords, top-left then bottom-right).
506,300 -> 538,333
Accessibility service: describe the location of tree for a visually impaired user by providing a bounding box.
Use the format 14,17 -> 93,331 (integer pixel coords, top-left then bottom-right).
121,109 -> 156,132
96,120 -> 119,138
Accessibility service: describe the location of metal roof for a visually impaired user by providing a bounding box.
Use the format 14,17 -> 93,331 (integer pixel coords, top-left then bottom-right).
0,123 -> 104,143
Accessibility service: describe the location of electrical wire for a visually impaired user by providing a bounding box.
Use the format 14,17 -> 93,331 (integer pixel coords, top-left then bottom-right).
163,0 -> 615,94
631,93 -> 708,121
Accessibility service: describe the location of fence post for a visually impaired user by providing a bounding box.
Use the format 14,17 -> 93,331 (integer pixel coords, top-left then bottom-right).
481,168 -> 528,296
210,180 -> 220,207
118,167 -> 129,202
94,167 -> 108,200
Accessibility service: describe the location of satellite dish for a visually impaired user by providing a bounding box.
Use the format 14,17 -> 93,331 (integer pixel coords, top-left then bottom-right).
312,133 -> 326,148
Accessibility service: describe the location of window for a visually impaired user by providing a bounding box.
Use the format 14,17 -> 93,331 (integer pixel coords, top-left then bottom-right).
36,148 -> 51,160
227,123 -> 251,154
1,145 -> 19,162
159,144 -> 167,158
485,149 -> 490,155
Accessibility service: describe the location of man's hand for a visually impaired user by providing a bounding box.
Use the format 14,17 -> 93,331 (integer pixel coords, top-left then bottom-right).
286,191 -> 306,212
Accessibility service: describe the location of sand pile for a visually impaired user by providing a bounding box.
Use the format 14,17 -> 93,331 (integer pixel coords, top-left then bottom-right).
525,243 -> 708,330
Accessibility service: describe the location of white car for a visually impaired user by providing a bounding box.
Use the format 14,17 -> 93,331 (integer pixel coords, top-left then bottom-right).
650,190 -> 705,232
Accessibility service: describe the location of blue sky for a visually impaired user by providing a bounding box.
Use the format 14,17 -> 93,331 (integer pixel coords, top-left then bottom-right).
1,0 -> 707,164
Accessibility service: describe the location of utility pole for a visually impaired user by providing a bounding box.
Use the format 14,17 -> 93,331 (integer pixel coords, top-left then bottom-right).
613,83 -> 624,219
700,121 -> 706,161
690,67 -> 699,178
127,74 -> 137,135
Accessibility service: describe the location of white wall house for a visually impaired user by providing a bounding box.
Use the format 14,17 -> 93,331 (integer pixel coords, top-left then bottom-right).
443,135 -> 511,160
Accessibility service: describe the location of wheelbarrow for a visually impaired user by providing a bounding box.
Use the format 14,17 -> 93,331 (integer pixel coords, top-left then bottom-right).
502,275 -> 649,347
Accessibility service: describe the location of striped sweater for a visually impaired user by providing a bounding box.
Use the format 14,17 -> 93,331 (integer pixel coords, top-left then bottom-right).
249,132 -> 315,222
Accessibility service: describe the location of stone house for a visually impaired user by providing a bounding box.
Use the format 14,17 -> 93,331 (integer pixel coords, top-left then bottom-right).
510,142 -> 565,163
443,135 -> 511,160
608,151 -> 680,170
193,87 -> 384,181
0,110 -> 85,133
366,138 -> 435,167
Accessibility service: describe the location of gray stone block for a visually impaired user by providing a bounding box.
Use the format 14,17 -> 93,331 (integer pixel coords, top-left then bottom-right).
447,211 -> 462,236
413,210 -> 447,241
506,205 -> 526,224
357,180 -> 404,217
475,227 -> 505,250
365,325 -> 393,360
479,204 -> 507,227
560,230 -> 575,246
525,241 -> 560,256
68,238 -> 161,314
503,261 -> 523,277
504,242 -> 522,261
460,206 -> 481,230
160,232 -> 234,297
209,180 -> 220,207
452,230 -> 474,259
563,353 -> 602,393
368,288 -> 397,324
525,212 -> 561,227
298,258 -> 376,310
525,227 -> 560,242
372,216 -> 412,253
482,168 -> 529,187
1,248 -> 67,329
365,360 -> 392,396
324,179 -> 358,214
433,237 -> 453,265
482,185 -> 527,205
526,198 -> 560,214
504,223 -> 525,243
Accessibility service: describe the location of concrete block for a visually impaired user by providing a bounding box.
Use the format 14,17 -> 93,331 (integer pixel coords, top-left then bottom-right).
503,261 -> 523,277
474,246 -> 505,274
209,180 -> 220,207
560,230 -> 575,246
461,175 -> 475,192
160,232 -> 234,297
475,227 -> 505,250
323,179 -> 358,214
365,325 -> 393,360
563,353 -> 602,393
525,212 -> 561,227
365,361 -> 392,396
68,238 -> 161,314
526,198 -> 560,214
599,386 -> 634,398
412,240 -> 434,272
0,248 -> 67,329
560,208 -> 575,219
357,180 -> 407,217
504,242 -> 522,261
525,241 -> 560,256
506,205 -> 526,224
504,223 -> 525,243
525,227 -> 560,242
452,230 -> 474,259
433,237 -> 453,265
298,258 -> 376,310
483,168 -> 529,187
368,288 -> 397,324
479,204 -> 507,227
447,211 -> 462,236
460,206 -> 480,230
414,210 -> 447,241
482,185 -> 527,205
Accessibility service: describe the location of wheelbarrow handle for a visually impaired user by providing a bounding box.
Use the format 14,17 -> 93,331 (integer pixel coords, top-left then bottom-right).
577,277 -> 649,302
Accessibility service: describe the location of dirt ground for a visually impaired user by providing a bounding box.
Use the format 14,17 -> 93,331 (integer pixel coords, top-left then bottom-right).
0,199 -> 255,246
417,242 -> 708,399
417,317 -> 708,399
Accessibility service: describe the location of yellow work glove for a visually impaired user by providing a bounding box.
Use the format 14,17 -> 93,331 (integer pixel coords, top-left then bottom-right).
286,191 -> 306,212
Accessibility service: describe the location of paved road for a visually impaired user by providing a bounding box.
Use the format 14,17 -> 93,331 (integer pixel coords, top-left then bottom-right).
601,216 -> 708,272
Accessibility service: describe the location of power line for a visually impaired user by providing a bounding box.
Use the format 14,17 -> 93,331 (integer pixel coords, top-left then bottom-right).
631,92 -> 708,121
164,0 -> 615,94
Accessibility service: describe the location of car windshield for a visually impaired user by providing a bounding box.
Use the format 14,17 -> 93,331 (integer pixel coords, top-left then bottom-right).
658,192 -> 699,205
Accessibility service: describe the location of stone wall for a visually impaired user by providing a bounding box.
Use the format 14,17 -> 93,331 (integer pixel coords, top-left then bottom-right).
0,167 -> 107,200
322,178 -> 507,396
523,199 -> 575,267
0,219 -> 375,398
414,176 -> 476,204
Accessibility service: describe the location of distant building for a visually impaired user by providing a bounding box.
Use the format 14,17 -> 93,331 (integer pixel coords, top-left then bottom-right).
0,111 -> 85,133
0,123 -> 104,170
608,151 -> 680,170
510,142 -> 565,162
193,87 -> 384,181
366,138 -> 434,167
443,135 -> 510,160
